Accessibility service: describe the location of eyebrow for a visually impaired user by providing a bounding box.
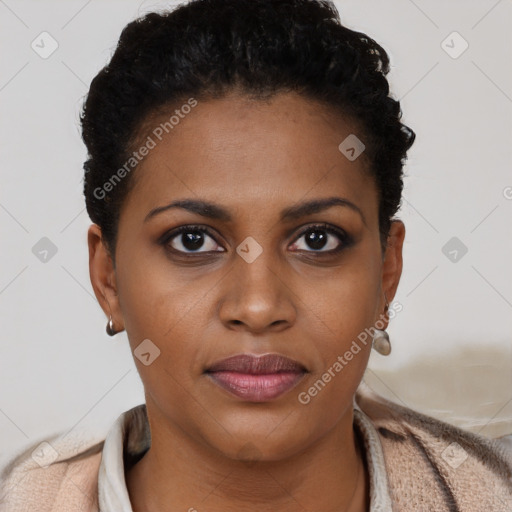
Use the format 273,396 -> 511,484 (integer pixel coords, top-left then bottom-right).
144,196 -> 366,225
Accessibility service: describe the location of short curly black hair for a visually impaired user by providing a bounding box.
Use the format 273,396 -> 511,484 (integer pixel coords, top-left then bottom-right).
81,0 -> 415,262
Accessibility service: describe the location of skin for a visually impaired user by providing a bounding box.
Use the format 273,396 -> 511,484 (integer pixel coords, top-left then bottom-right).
88,91 -> 405,512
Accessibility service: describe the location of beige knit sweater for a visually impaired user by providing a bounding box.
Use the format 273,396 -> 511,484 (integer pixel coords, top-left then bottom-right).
1,385 -> 511,511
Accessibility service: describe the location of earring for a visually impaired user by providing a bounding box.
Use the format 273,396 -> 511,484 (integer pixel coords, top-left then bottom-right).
106,315 -> 117,336
372,329 -> 391,355
372,295 -> 391,355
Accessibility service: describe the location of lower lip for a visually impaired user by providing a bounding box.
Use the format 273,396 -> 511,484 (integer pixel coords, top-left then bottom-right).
206,371 -> 306,402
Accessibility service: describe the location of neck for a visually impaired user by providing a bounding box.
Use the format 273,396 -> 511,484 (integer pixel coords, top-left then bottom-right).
126,400 -> 369,512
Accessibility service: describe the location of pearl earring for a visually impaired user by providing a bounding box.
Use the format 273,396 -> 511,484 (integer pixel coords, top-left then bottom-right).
372,329 -> 391,355
372,296 -> 391,355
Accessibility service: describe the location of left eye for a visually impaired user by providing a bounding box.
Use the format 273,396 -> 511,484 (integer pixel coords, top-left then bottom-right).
290,224 -> 346,253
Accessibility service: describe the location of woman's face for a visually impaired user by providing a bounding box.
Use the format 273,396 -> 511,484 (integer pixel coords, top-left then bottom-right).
89,91 -> 404,461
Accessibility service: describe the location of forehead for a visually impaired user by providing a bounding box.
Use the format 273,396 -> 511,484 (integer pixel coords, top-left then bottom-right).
121,92 -> 377,222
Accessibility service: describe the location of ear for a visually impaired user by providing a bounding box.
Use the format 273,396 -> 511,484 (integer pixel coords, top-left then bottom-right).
87,224 -> 124,333
379,220 -> 405,328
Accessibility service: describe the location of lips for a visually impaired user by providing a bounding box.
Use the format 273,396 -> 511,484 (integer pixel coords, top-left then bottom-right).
206,353 -> 307,374
205,353 -> 307,402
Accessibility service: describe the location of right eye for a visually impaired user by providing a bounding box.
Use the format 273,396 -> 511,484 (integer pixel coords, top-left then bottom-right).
161,225 -> 226,255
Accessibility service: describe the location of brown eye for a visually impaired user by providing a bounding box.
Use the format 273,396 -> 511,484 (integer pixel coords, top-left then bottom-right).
161,225 -> 225,254
290,224 -> 350,254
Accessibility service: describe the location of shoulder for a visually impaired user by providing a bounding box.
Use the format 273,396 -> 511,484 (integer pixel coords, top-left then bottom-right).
0,429 -> 104,512
355,383 -> 512,511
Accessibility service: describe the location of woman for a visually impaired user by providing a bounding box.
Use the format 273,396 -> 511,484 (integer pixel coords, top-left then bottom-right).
1,0 -> 511,510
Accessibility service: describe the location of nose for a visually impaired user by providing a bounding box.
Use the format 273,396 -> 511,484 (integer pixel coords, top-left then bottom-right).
218,251 -> 296,334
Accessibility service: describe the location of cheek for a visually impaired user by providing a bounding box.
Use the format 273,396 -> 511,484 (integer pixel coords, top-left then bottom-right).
303,294 -> 373,396
116,242 -> 196,337
295,253 -> 378,387
294,272 -> 376,420
115,251 -> 216,385
118,279 -> 207,416
300,256 -> 379,341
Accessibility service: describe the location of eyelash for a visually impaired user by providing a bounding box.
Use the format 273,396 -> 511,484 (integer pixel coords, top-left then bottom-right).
159,223 -> 352,257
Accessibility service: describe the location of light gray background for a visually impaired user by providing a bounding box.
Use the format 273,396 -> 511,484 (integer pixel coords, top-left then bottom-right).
1,0 -> 511,464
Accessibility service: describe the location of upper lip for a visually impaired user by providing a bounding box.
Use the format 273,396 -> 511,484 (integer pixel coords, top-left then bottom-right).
205,353 -> 307,374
